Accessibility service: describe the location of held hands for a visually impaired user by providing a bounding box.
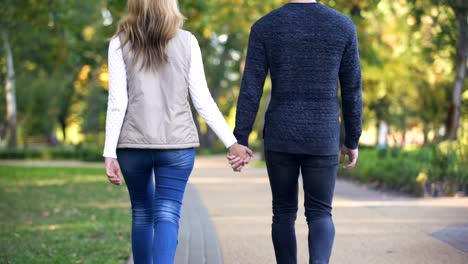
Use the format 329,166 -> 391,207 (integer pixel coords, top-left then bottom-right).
105,157 -> 123,185
105,144 -> 254,181
227,143 -> 254,172
340,145 -> 359,170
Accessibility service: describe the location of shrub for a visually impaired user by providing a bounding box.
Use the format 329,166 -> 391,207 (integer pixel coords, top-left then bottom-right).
0,148 -> 42,159
0,145 -> 104,162
340,143 -> 468,197
75,144 -> 104,162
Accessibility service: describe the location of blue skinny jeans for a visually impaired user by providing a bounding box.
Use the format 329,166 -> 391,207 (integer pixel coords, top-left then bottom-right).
117,148 -> 195,264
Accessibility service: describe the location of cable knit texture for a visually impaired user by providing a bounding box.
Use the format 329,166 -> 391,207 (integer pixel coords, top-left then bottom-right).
234,3 -> 363,155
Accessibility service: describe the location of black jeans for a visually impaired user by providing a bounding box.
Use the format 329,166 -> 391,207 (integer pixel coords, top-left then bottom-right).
265,150 -> 338,264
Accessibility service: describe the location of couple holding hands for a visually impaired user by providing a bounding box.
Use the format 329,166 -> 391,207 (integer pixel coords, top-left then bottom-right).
103,0 -> 362,263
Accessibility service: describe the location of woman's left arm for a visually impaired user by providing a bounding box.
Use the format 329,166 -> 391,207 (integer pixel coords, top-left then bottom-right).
188,34 -> 252,169
188,34 -> 238,149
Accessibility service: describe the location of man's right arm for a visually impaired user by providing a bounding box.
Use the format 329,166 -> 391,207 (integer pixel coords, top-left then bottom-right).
339,24 -> 363,150
233,28 -> 269,146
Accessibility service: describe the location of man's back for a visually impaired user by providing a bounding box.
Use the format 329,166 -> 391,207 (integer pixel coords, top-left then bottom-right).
234,2 -> 362,155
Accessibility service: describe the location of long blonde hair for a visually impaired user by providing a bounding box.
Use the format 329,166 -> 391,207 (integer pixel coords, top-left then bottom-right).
116,0 -> 185,69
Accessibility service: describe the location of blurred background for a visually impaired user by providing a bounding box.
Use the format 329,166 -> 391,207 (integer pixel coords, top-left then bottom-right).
0,0 -> 467,263
1,0 -> 467,194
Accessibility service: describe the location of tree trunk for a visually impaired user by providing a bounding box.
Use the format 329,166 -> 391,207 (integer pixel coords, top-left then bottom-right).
57,84 -> 74,144
377,121 -> 389,149
2,30 -> 17,148
0,121 -> 6,140
446,3 -> 468,140
422,123 -> 430,145
374,119 -> 380,146
59,119 -> 67,142
47,132 -> 60,146
400,116 -> 406,147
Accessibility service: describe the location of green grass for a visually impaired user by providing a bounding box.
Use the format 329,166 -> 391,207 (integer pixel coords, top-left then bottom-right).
0,166 -> 131,264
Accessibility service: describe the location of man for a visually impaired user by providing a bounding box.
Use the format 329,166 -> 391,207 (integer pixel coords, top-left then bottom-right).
228,1 -> 363,263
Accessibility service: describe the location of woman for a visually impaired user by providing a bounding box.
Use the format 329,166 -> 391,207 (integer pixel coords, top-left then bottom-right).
103,0 -> 252,263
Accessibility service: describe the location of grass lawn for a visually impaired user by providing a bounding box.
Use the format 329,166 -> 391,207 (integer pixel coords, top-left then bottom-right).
0,165 -> 131,264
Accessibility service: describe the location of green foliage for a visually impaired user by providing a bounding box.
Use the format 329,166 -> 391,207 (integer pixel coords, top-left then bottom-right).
0,166 -> 130,263
0,145 -> 104,162
0,0 -> 465,165
426,141 -> 468,188
79,84 -> 108,145
15,74 -> 71,138
341,145 -> 468,196
341,149 -> 423,195
75,144 -> 106,161
0,148 -> 42,159
1,0 -> 111,144
181,0 -> 285,117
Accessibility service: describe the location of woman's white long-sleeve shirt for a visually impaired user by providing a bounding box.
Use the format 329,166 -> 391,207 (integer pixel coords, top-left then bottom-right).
103,35 -> 237,158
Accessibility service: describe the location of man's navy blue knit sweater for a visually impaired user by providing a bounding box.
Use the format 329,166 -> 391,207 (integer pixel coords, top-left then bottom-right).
234,2 -> 363,155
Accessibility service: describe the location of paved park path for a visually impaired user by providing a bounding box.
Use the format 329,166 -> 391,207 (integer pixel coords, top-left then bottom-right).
189,156 -> 468,264
3,158 -> 467,264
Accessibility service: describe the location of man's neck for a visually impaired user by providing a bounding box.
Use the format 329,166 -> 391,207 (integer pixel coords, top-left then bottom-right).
288,0 -> 317,3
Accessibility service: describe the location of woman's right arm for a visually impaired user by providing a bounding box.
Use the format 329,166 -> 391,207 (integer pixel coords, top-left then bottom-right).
103,36 -> 128,185
103,36 -> 128,159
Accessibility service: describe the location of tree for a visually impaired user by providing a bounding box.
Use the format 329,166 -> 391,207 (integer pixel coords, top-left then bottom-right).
0,0 -> 19,148
1,31 -> 17,148
408,0 -> 467,140
446,0 -> 468,139
1,0 -> 111,145
178,0 -> 284,148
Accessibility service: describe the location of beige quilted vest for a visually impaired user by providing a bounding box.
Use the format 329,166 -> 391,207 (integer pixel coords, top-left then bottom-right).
117,30 -> 200,149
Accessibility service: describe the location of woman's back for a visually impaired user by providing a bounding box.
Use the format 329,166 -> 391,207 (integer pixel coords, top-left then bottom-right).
114,29 -> 200,149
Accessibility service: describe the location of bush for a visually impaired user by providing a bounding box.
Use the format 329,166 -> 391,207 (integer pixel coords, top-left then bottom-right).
48,146 -> 78,160
340,149 -> 424,195
340,142 -> 468,197
0,145 -> 104,162
75,144 -> 104,162
0,148 -> 42,159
